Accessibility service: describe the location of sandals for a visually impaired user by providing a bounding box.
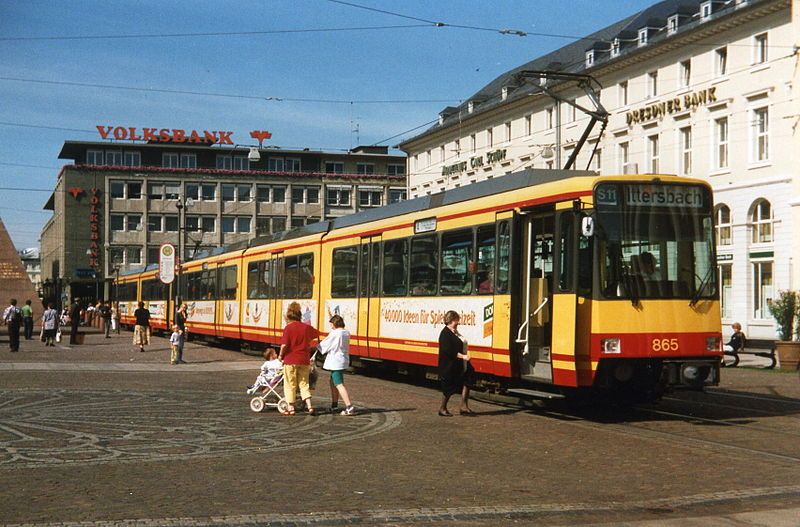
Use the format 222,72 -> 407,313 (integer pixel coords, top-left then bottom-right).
280,407 -> 296,416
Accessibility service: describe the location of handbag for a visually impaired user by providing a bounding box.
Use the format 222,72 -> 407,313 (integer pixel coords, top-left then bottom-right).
308,365 -> 318,390
55,330 -> 62,343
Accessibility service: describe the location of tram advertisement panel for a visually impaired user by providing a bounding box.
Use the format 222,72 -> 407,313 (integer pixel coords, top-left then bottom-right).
281,299 -> 318,329
186,301 -> 215,324
243,300 -> 269,327
147,301 -> 166,319
380,297 -> 494,346
222,300 -> 239,325
324,299 -> 359,334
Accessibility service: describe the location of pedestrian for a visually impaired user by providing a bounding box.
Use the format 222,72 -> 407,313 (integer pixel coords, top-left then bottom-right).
724,322 -> 746,353
3,298 -> 23,352
41,302 -> 59,347
98,301 -> 112,338
85,302 -> 95,326
111,302 -> 120,334
317,315 -> 355,415
169,324 -> 184,365
21,299 -> 34,340
133,301 -> 150,353
278,302 -> 319,416
69,300 -> 81,345
437,310 -> 475,417
174,303 -> 188,363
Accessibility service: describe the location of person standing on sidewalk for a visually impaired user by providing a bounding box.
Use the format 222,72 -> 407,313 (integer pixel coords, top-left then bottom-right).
3,299 -> 23,352
278,302 -> 319,416
41,302 -> 59,347
98,302 -> 112,338
110,303 -> 120,334
317,315 -> 355,415
174,303 -> 188,364
69,300 -> 81,345
132,301 -> 150,353
21,299 -> 34,340
437,310 -> 475,417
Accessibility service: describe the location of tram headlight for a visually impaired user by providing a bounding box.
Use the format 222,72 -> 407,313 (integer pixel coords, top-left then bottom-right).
601,338 -> 621,354
706,336 -> 721,352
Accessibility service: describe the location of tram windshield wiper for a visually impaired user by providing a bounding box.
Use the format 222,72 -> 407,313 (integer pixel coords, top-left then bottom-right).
689,267 -> 714,307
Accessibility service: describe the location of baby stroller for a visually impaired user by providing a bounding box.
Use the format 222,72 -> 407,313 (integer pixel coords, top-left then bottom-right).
249,370 -> 290,413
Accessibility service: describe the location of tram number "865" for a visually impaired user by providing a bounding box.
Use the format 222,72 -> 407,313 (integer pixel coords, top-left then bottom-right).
652,338 -> 679,352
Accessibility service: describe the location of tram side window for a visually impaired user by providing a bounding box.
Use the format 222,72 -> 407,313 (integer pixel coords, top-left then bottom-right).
578,234 -> 593,297
117,282 -> 137,301
298,253 -> 314,299
201,270 -> 216,300
284,256 -> 299,298
332,246 -> 358,298
247,260 -> 272,299
359,244 -> 370,297
440,229 -> 474,295
370,242 -> 381,296
142,279 -> 167,300
497,221 -> 511,294
182,271 -> 201,301
382,239 -> 408,296
410,235 -> 437,295
275,257 -> 284,298
218,265 -> 237,300
558,214 -> 574,292
476,225 -> 496,294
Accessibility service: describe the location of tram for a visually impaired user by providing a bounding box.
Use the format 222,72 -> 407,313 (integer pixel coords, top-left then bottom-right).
115,169 -> 722,398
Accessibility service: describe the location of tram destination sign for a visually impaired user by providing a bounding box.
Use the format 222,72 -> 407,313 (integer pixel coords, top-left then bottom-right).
597,184 -> 705,209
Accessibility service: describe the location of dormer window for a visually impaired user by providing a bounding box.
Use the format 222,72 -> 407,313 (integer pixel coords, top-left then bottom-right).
668,15 -> 679,35
585,50 -> 595,67
501,86 -> 512,100
468,101 -> 476,113
610,38 -> 621,58
638,28 -> 649,46
701,1 -> 712,19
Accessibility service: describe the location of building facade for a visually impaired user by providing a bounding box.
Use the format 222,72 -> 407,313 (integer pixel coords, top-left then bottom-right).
40,139 -> 406,306
400,0 -> 799,340
17,248 -> 42,295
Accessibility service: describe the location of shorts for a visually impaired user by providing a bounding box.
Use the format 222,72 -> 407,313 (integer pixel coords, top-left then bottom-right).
330,370 -> 345,386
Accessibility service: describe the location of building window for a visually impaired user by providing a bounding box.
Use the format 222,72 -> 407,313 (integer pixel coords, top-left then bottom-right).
126,247 -> 142,265
610,38 -> 620,58
222,216 -> 251,234
715,47 -> 728,76
648,135 -> 659,173
148,183 -> 164,200
124,151 -> 141,167
238,217 -> 251,233
358,188 -> 382,207
387,164 -> 405,176
162,153 -> 179,168
426,150 -> 431,167
126,214 -> 142,232
110,181 -> 125,199
87,150 -> 104,165
618,81 -> 628,107
505,121 -> 512,142
256,185 -> 271,203
222,184 -> 236,202
701,1 -> 712,19
487,128 -> 493,148
109,247 -> 125,265
388,188 -> 406,203
679,127 -> 692,175
238,184 -> 252,202
162,215 -> 177,232
286,158 -> 301,172
679,60 -> 691,88
357,163 -> 375,175
593,148 -> 602,171
180,153 -> 196,168
470,133 -> 476,153
110,214 -> 125,231
719,264 -> 732,319
185,216 -> 216,233
714,117 -> 729,169
618,141 -> 629,173
751,107 -> 769,162
186,183 -> 216,201
647,71 -> 658,98
752,260 -> 773,319
148,215 -> 163,232
216,155 -> 249,170
585,50 -> 594,67
668,15 -> 678,34
327,187 -> 351,206
715,204 -> 732,246
638,29 -> 648,46
546,107 -> 554,130
201,217 -> 216,233
127,182 -> 142,199
106,151 -> 122,165
753,32 -> 768,64
751,199 -> 773,243
268,157 -> 285,172
291,186 -> 320,204
325,162 -> 344,174
525,114 -> 532,136
272,185 -> 286,203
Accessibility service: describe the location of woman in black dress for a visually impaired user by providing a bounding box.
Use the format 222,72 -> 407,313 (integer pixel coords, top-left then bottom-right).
437,310 -> 475,416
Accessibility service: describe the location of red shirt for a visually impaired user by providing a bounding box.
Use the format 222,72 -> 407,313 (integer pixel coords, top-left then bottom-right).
281,321 -> 319,365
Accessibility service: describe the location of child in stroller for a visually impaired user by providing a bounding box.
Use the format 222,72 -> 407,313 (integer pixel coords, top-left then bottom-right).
247,349 -> 289,413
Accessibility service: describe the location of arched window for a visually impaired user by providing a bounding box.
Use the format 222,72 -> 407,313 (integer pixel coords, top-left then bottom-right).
715,204 -> 732,246
750,199 -> 773,244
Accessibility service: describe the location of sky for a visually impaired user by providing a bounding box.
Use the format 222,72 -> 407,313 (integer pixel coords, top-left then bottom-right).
0,0 -> 656,250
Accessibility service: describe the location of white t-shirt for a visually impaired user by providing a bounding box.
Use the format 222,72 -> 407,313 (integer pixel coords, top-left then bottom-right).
260,358 -> 283,381
318,328 -> 350,371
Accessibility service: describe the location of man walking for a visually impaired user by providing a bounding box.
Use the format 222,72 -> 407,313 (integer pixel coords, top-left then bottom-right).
21,299 -> 34,340
69,300 -> 81,345
98,301 -> 112,338
3,299 -> 23,352
133,301 -> 150,353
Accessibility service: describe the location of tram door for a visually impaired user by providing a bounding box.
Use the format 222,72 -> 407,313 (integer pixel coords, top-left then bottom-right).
517,212 -> 555,382
358,236 -> 382,358
269,253 -> 284,338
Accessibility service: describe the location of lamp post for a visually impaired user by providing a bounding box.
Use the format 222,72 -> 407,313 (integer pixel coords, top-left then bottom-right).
174,196 -> 193,322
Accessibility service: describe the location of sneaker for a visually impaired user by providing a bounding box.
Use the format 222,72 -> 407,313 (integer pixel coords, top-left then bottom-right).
340,406 -> 355,416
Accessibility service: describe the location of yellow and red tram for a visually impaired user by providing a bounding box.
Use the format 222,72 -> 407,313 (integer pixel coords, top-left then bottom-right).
114,169 -> 722,397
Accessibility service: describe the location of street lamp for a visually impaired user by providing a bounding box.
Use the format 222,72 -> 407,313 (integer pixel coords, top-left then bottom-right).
174,196 -> 193,319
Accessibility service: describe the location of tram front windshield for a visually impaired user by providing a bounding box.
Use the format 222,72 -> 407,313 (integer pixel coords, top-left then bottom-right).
595,182 -> 716,301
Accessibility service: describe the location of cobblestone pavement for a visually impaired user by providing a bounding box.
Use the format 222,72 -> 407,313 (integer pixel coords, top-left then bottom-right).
1,330 -> 799,526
